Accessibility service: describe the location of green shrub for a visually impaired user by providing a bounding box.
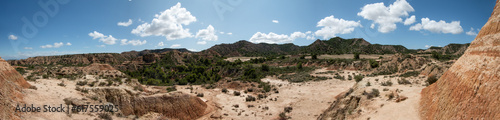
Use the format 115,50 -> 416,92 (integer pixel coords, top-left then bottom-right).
246,95 -> 256,102
222,88 -> 228,93
366,82 -> 371,86
166,86 -> 177,92
363,88 -> 380,99
354,53 -> 360,59
233,91 -> 241,96
76,81 -> 88,86
398,78 -> 411,85
354,75 -> 363,82
381,80 -> 393,86
312,54 -> 318,60
426,75 -> 438,85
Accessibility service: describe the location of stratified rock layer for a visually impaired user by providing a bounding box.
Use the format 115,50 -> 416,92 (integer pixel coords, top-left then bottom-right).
420,1 -> 500,119
0,57 -> 31,120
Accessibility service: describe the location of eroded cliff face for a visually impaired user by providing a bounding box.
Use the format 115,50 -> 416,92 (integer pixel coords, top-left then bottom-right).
0,57 -> 31,120
420,1 -> 500,119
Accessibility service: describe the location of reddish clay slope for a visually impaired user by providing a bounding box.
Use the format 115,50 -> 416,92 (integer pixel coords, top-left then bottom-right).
420,1 -> 500,119
0,57 -> 31,120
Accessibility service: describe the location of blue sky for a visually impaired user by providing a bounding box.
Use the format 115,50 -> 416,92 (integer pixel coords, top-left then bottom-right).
0,0 -> 495,60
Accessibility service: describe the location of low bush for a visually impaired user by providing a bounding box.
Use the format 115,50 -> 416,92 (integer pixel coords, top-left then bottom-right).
398,78 -> 411,85
246,95 -> 256,102
354,75 -> 363,82
426,75 -> 438,85
363,88 -> 380,99
381,80 -> 393,86
233,91 -> 241,96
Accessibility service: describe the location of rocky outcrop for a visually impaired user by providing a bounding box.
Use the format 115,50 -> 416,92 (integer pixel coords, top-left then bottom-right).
0,57 -> 31,120
91,88 -> 207,119
420,1 -> 500,119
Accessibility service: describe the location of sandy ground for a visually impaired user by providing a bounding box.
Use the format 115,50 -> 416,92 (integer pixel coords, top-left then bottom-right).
20,68 -> 425,120
352,74 -> 426,120
181,68 -> 357,120
22,75 -> 128,120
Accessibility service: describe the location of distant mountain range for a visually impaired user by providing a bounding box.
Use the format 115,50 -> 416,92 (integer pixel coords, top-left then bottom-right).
202,37 -> 469,57
7,37 -> 470,67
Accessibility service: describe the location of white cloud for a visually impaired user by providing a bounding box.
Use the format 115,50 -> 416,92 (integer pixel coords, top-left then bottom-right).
305,31 -> 312,34
88,31 -> 118,45
120,39 -> 147,46
8,35 -> 18,40
170,44 -> 181,48
425,45 -> 431,48
314,15 -> 361,39
409,18 -> 463,34
157,42 -> 164,47
404,15 -> 416,25
24,47 -> 33,50
357,0 -> 414,33
196,25 -> 218,41
250,32 -> 291,44
466,27 -> 478,36
188,48 -> 197,52
220,32 -> 224,34
40,42 -> 64,48
131,2 -> 196,40
290,32 -> 306,40
272,20 -> 279,23
370,24 -> 375,29
66,42 -> 71,46
306,36 -> 315,40
197,41 -> 207,45
227,32 -> 232,35
117,19 -> 133,27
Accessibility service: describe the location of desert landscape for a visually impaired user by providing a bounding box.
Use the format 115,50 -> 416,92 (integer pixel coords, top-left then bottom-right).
1,0 -> 499,120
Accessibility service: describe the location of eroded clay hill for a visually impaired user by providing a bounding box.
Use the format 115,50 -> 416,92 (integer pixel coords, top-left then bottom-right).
420,1 -> 500,119
0,57 -> 31,120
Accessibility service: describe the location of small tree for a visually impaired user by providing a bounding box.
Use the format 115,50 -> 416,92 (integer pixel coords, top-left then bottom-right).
312,54 -> 318,60
354,52 -> 360,59
354,75 -> 363,82
261,64 -> 270,72
297,62 -> 303,70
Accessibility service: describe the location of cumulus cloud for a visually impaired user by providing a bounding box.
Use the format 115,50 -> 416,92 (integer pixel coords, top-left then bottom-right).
88,31 -> 118,45
357,0 -> 414,33
314,15 -> 361,39
131,2 -> 196,40
249,31 -> 314,44
272,20 -> 279,23
157,42 -> 164,47
409,18 -> 463,34
196,25 -> 218,41
404,15 -> 416,25
170,44 -> 181,48
120,39 -> 147,46
8,35 -> 18,40
250,32 -> 290,44
370,24 -> 375,29
466,27 -> 478,36
40,42 -> 65,48
118,19 -> 133,27
220,32 -> 224,34
227,32 -> 232,35
24,47 -> 33,50
66,42 -> 72,46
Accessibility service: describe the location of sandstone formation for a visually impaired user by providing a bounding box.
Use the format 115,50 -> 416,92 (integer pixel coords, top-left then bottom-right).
57,63 -> 125,78
0,57 -> 31,120
420,1 -> 500,119
91,88 -> 207,119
